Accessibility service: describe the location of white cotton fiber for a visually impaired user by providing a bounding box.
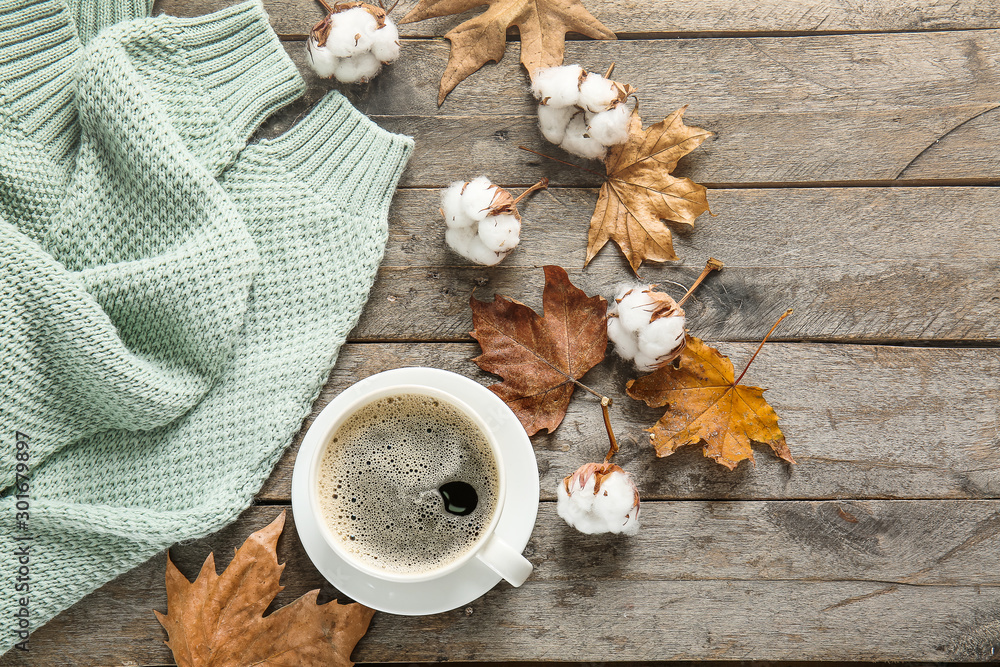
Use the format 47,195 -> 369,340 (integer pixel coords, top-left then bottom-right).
557,465 -> 640,536
334,52 -> 382,83
531,64 -> 584,107
306,43 -> 339,79
638,316 -> 685,358
561,113 -> 607,160
327,8 -> 377,56
607,316 -> 639,360
478,214 -> 520,253
615,287 -> 655,332
531,65 -> 633,160
460,176 -> 497,222
608,284 -> 686,371
578,72 -> 619,112
441,181 -> 474,229
307,5 -> 401,83
537,103 -> 575,145
370,20 -> 400,62
587,104 -> 630,146
442,177 -> 525,265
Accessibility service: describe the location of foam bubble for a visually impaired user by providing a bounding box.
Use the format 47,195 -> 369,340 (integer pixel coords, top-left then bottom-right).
317,394 -> 500,574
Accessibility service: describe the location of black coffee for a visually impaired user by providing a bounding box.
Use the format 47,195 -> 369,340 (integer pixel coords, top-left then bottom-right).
317,393 -> 500,574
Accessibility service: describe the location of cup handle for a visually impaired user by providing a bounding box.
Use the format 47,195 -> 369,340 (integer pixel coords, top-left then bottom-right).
476,534 -> 532,587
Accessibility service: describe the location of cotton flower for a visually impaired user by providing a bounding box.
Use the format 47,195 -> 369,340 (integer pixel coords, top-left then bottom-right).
306,3 -> 401,83
531,64 -> 634,160
441,177 -> 541,265
557,462 -> 640,536
607,283 -> 686,372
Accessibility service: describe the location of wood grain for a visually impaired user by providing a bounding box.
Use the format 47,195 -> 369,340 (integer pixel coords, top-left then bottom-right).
254,342 -> 1000,503
154,0 -> 1000,38
10,503 -> 1000,665
240,33 -> 1000,184
340,187 -> 1000,343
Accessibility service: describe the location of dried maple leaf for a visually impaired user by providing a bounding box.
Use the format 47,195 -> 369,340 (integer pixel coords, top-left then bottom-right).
400,0 -> 615,104
625,335 -> 795,470
470,265 -> 607,435
587,106 -> 713,273
155,511 -> 373,667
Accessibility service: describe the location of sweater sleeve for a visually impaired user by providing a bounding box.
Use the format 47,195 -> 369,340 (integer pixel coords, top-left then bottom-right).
0,2 -> 303,492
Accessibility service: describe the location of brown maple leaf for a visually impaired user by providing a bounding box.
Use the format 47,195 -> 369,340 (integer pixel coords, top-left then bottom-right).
155,511 -> 373,667
470,265 -> 607,436
625,335 -> 795,470
587,106 -> 713,273
401,0 -> 615,104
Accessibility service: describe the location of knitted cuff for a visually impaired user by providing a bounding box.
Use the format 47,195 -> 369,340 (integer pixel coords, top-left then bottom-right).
252,93 -> 414,220
66,0 -> 154,44
0,0 -> 80,158
158,0 -> 304,159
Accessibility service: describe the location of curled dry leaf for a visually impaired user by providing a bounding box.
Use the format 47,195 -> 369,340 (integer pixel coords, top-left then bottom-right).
626,336 -> 794,470
470,265 -> 607,435
401,0 -> 615,104
155,511 -> 373,667
588,106 -> 713,273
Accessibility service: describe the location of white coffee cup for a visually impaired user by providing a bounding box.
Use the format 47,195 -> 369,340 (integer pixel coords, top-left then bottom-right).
304,382 -> 533,587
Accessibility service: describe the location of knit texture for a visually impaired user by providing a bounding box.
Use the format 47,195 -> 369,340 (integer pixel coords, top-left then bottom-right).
0,0 -> 412,653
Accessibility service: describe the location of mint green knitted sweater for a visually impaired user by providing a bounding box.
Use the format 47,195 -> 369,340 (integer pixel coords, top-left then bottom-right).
0,0 -> 412,653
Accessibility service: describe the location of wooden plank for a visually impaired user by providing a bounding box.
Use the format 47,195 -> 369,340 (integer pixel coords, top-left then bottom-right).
246,34 -> 1000,184
11,502 -> 1000,664
255,342 -> 1000,503
338,187 -> 1000,342
154,0 -> 1000,38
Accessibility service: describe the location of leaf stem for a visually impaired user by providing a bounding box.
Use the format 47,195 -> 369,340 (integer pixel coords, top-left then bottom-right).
733,309 -> 793,386
518,146 -> 607,179
601,396 -> 619,462
570,378 -> 604,400
511,177 -> 549,206
677,257 -> 724,307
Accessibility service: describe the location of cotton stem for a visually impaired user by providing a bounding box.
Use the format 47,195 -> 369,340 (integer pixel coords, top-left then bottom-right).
511,178 -> 549,206
316,0 -> 334,12
604,63 -> 616,79
677,257 -> 724,307
601,396 -> 619,462
733,309 -> 793,386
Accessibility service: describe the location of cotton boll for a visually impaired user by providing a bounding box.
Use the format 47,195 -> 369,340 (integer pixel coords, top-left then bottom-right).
578,72 -> 620,112
478,214 -> 520,253
561,113 -> 606,160
306,41 -> 339,79
327,7 -> 377,57
370,19 -> 400,62
587,103 -> 630,146
537,103 -> 574,144
531,64 -> 584,107
611,284 -> 687,370
607,315 -> 639,361
557,462 -> 640,536
461,176 -> 497,222
334,52 -> 382,83
441,181 -> 475,229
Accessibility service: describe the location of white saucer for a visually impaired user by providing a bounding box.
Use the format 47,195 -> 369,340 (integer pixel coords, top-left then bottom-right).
291,367 -> 539,615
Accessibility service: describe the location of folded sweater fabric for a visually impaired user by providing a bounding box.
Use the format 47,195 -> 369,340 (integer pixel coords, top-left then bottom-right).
0,0 -> 413,653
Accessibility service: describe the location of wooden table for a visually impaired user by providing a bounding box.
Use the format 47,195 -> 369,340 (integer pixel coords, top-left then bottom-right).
11,0 -> 1000,663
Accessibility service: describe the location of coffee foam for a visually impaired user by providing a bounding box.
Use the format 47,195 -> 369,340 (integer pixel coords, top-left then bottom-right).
317,393 -> 500,574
